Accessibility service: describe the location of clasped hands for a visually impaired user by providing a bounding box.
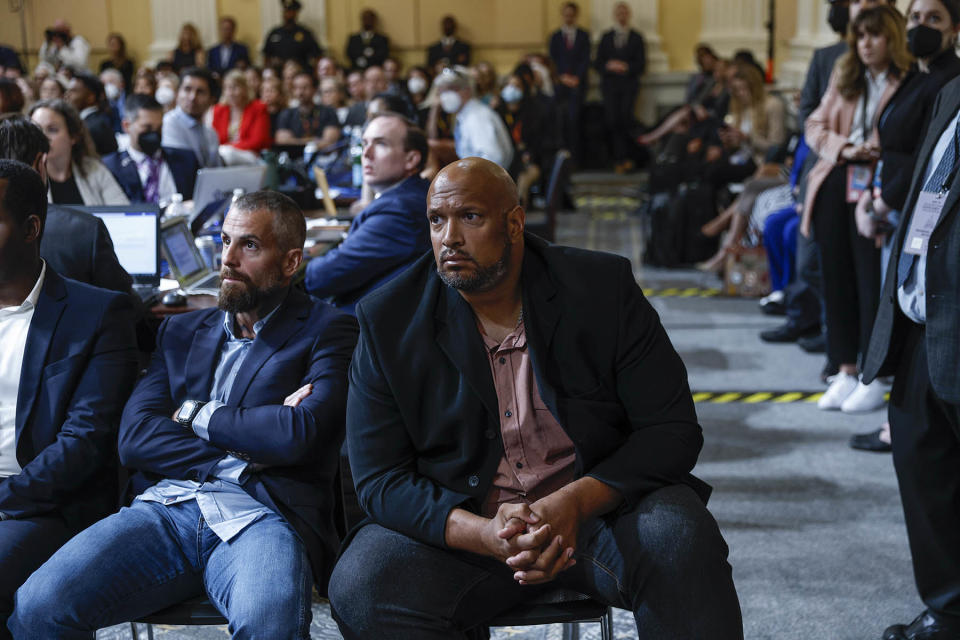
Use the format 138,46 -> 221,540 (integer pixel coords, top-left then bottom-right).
481,496 -> 580,586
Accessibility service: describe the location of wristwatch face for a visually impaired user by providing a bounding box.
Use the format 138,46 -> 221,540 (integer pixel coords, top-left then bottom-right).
178,400 -> 199,423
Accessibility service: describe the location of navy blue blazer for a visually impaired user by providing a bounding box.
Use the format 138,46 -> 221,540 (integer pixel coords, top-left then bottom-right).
206,42 -> 251,75
117,287 -> 358,587
304,175 -> 430,313
549,28 -> 591,86
346,234 -> 709,549
594,29 -> 646,90
3,269 -> 138,530
101,147 -> 199,204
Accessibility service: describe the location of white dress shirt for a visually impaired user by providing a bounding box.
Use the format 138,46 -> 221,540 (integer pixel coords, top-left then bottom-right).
454,98 -> 514,170
0,262 -> 46,478
898,108 -> 960,323
126,145 -> 178,203
849,69 -> 888,145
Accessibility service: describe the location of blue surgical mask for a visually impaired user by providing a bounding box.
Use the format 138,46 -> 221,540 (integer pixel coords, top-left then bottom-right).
501,85 -> 523,104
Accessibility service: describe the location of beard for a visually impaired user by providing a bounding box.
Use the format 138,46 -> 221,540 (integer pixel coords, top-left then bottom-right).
217,265 -> 285,314
436,234 -> 512,293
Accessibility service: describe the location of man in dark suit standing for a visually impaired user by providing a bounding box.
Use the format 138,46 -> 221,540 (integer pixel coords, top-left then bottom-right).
549,2 -> 591,165
207,16 -> 251,77
0,159 -> 138,639
11,191 -> 359,637
594,2 -> 645,173
0,115 -> 133,297
65,72 -> 118,157
346,9 -> 389,72
328,158 -> 742,639
862,75 -> 960,640
426,15 -> 471,75
102,94 -> 198,204
305,112 -> 430,313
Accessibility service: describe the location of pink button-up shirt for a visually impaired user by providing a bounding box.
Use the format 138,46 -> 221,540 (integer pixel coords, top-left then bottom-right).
478,319 -> 576,517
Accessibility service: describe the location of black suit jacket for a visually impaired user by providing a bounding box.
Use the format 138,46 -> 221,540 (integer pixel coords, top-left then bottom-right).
594,29 -> 645,90
3,269 -> 137,530
101,147 -> 199,204
206,42 -> 251,75
118,287 -> 358,587
877,51 -> 960,211
40,205 -> 134,296
863,75 -> 960,404
549,28 -> 591,86
427,39 -> 471,69
346,32 -> 389,71
346,234 -> 709,549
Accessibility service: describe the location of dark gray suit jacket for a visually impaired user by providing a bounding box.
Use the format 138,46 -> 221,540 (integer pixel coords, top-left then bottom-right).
40,205 -> 134,296
863,76 -> 960,404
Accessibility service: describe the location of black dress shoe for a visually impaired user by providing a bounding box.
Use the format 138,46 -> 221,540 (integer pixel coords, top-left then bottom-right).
883,610 -> 960,639
759,323 -> 815,343
797,333 -> 826,353
849,428 -> 892,453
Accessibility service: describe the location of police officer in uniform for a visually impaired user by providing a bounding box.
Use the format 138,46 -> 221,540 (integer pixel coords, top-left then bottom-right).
263,0 -> 323,70
346,9 -> 389,72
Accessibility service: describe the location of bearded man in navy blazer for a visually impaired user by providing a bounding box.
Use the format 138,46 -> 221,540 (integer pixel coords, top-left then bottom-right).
328,158 -> 742,639
11,191 -> 358,639
0,159 -> 138,640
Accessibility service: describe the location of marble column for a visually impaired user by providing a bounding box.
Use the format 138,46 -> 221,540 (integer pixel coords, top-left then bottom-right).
590,0 -> 669,72
259,0 -> 327,65
781,0 -> 842,88
148,0 -> 218,64
698,0 -> 770,63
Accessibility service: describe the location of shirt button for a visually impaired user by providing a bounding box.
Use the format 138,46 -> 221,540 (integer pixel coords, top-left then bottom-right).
468,475 -> 480,488
505,410 -> 512,417
499,357 -> 506,364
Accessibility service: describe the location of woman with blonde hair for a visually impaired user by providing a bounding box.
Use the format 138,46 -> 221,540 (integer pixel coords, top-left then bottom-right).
170,23 -> 204,74
804,4 -> 911,412
211,69 -> 272,164
29,99 -> 129,205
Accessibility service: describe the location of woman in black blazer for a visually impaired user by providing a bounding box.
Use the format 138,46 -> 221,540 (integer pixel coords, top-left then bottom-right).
851,0 -> 960,450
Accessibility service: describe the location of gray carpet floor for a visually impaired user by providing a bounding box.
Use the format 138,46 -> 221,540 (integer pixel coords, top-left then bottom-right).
98,193 -> 920,639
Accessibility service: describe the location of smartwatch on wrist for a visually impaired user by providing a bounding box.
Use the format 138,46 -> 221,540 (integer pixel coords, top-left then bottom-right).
175,400 -> 206,428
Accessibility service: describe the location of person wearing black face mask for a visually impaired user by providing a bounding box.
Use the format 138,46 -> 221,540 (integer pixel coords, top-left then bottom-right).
102,94 -> 199,205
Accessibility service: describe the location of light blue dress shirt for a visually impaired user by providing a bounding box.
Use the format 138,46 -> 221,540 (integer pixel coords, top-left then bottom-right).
162,106 -> 222,168
897,109 -> 960,324
137,307 -> 279,542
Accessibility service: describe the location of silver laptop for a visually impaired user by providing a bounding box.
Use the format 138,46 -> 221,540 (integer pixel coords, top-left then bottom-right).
160,217 -> 220,296
82,205 -> 161,301
191,165 -> 267,218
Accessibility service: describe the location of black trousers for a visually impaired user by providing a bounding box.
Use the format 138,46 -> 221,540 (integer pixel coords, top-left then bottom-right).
0,513 -> 74,640
810,165 -> 880,366
601,81 -> 638,163
889,322 -> 960,623
783,229 -> 825,333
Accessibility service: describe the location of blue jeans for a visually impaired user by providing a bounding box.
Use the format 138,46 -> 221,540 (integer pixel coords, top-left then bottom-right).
9,500 -> 312,640
763,207 -> 800,292
329,484 -> 743,639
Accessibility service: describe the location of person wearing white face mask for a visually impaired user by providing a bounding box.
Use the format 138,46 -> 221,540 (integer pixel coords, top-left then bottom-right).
426,67 -> 513,172
154,77 -> 178,113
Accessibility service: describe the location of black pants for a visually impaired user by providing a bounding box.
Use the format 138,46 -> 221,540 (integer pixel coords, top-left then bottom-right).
889,323 -> 960,623
601,81 -> 637,163
0,514 -> 74,640
810,165 -> 880,366
783,229 -> 825,333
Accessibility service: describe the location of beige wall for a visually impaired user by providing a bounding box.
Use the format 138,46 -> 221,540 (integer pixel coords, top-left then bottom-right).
2,0 -> 809,75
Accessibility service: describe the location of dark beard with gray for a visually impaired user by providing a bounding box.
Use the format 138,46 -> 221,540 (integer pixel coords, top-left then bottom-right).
436,235 -> 512,293
217,267 -> 284,313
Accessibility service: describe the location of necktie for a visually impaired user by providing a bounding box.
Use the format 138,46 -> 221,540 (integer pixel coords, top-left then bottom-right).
615,31 -> 626,50
897,117 -> 960,286
566,31 -> 574,49
140,156 -> 161,203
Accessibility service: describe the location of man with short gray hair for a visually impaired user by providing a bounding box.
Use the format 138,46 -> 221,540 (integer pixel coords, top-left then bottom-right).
432,68 -> 514,170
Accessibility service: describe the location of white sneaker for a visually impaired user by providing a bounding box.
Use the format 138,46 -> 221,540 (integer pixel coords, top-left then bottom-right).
759,290 -> 785,307
840,379 -> 887,413
818,373 -> 859,410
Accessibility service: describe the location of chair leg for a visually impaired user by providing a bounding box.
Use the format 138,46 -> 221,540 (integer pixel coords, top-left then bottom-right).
600,608 -> 614,640
561,622 -> 580,640
146,623 -> 154,640
128,622 -> 138,640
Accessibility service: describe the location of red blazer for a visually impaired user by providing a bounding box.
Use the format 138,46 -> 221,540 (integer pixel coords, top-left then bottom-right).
212,99 -> 272,153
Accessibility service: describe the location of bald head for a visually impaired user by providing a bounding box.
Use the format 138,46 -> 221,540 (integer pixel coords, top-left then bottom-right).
428,157 -> 525,295
429,157 -> 519,215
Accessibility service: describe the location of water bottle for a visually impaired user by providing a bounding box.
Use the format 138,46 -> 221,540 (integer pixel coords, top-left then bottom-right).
304,141 -> 318,166
163,193 -> 185,221
350,127 -> 363,189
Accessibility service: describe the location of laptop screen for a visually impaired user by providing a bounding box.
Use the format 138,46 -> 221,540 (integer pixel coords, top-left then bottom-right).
84,206 -> 160,282
160,220 -> 207,282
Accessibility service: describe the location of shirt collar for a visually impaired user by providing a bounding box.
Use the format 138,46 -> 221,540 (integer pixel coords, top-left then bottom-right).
126,145 -> 161,163
1,260 -> 46,314
222,299 -> 283,340
866,68 -> 889,86
174,106 -> 201,128
79,106 -> 98,119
